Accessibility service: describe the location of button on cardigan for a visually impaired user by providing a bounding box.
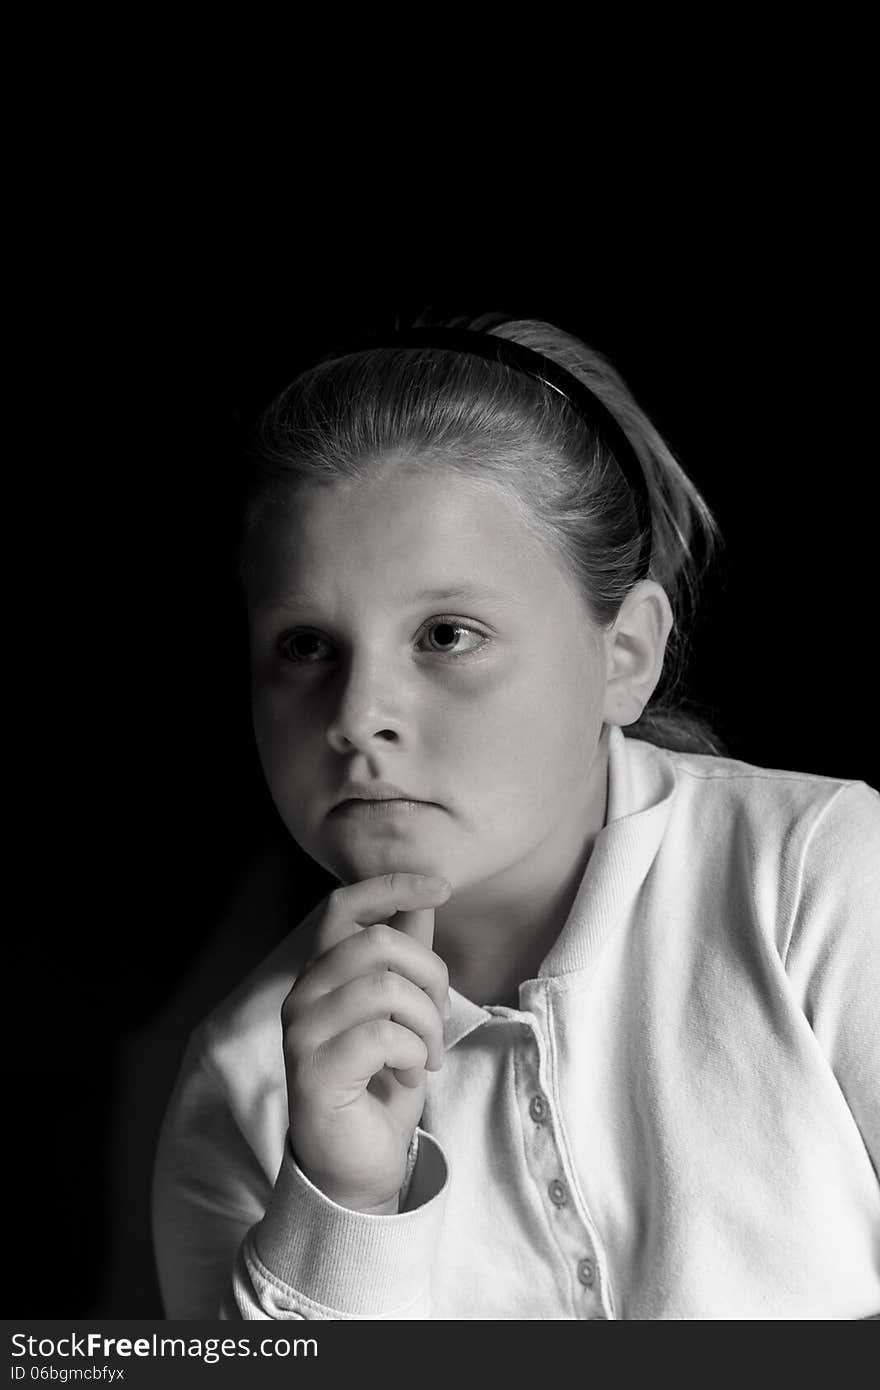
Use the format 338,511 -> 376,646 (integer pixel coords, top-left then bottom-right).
152,728 -> 880,1319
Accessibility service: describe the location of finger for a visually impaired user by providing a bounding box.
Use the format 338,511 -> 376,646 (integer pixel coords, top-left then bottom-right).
390,905 -> 437,951
293,920 -> 449,1016
309,873 -> 451,960
391,1064 -> 427,1089
293,972 -> 446,1073
311,1019 -> 429,1093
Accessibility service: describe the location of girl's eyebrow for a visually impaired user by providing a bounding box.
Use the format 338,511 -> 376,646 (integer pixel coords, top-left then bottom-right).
408,584 -> 513,604
261,583 -> 518,612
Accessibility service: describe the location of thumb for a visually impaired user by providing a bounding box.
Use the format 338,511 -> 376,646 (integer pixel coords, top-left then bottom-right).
391,904 -> 437,951
390,903 -> 441,1091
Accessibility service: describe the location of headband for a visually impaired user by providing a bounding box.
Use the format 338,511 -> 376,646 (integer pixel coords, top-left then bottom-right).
318,323 -> 653,580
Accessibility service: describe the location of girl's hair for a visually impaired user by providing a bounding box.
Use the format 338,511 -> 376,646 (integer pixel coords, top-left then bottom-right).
239,310 -> 727,756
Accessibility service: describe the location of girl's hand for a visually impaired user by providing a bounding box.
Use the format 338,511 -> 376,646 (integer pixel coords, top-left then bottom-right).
281,872 -> 452,1214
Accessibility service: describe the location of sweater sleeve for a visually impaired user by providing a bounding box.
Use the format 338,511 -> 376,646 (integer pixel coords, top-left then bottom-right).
152,1030 -> 450,1320
152,1032 -> 273,1319
782,779 -> 880,1177
224,1132 -> 448,1319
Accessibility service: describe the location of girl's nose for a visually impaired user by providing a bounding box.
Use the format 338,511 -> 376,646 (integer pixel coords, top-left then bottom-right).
326,718 -> 399,753
324,664 -> 405,754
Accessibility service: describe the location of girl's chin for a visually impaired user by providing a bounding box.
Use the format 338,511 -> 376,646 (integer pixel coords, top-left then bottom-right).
332,848 -> 445,885
314,821 -> 451,883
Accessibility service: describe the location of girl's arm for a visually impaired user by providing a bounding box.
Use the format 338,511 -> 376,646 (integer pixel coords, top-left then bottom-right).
217,1129 -> 447,1321
782,779 -> 880,1176
151,1035 -> 274,1320
152,1030 -> 449,1320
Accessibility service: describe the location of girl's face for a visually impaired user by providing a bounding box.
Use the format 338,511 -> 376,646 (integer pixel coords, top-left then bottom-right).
246,462 -> 611,895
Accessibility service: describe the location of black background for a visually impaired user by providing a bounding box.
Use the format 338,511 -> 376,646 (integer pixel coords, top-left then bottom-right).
6,234 -> 876,1317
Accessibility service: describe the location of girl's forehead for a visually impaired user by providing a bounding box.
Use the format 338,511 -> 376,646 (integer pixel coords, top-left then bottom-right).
247,470 -> 581,616
268,469 -> 530,559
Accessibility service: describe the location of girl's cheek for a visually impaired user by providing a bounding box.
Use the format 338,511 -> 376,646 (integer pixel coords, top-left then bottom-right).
252,680 -> 303,726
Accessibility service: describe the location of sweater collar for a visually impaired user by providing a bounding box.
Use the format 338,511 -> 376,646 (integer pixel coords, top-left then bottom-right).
539,725 -> 676,976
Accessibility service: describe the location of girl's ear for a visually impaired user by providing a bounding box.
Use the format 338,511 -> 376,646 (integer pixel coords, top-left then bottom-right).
601,581 -> 675,727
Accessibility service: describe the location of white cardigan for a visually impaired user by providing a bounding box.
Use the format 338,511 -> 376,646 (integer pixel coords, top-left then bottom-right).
152,728 -> 880,1319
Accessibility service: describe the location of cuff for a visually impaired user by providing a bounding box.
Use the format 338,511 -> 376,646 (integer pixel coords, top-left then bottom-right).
252,1128 -> 448,1317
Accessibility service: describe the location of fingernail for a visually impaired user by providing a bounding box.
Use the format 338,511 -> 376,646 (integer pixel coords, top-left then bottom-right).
419,876 -> 450,893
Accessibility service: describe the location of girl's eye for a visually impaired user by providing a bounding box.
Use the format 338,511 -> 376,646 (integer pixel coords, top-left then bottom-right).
279,632 -> 331,663
278,619 -> 488,664
416,619 -> 487,657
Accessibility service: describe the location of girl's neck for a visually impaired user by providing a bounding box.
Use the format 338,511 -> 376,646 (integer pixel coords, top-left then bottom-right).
438,842 -> 595,1008
435,732 -> 610,1009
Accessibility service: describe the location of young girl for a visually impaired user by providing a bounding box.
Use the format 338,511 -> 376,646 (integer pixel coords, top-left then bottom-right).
152,311 -> 879,1320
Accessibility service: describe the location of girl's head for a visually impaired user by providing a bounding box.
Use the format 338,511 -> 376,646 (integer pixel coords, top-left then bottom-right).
239,312 -> 722,895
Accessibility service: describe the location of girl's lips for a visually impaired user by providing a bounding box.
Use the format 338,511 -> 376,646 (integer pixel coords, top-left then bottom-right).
333,779 -> 424,804
332,799 -> 436,820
